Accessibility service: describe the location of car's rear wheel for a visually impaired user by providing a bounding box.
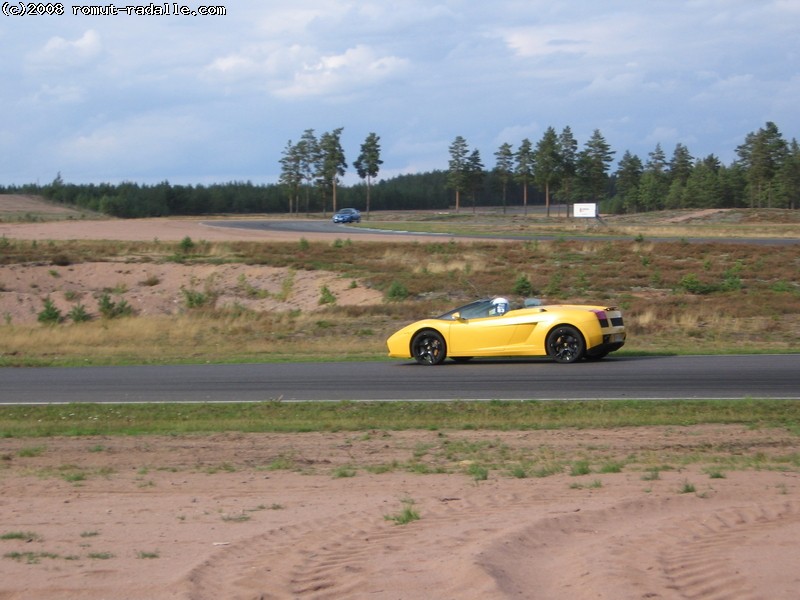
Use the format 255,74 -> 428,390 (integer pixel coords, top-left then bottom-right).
411,330 -> 446,365
546,325 -> 585,363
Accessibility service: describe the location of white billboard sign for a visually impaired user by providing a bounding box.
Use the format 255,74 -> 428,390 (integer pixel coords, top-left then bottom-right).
573,203 -> 597,218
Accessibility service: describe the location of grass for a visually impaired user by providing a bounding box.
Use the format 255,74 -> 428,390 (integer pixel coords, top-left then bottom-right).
17,445 -> 46,457
2,399 -> 799,438
1,531 -> 42,541
357,208 -> 800,240
4,551 -> 60,564
332,465 -> 357,478
385,498 -> 420,525
221,513 -> 251,523
3,399 -> 799,479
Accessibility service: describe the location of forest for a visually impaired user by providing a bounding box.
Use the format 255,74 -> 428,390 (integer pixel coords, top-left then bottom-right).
1,121 -> 797,218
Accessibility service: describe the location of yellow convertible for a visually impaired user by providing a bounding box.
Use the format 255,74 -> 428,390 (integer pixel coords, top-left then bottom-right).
386,297 -> 625,365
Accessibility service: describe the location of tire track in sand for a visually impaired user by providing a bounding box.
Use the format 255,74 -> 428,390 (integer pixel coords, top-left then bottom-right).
182,486 -> 800,599
478,498 -> 800,599
182,488 -> 561,599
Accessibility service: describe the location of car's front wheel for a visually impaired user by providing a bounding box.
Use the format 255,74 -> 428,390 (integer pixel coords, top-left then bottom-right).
411,330 -> 446,365
546,325 -> 585,363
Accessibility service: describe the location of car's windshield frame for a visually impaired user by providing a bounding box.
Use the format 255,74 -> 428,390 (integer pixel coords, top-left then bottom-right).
436,299 -> 494,320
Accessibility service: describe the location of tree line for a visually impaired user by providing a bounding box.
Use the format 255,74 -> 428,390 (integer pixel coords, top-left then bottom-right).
2,121 -> 796,218
447,121 -> 799,214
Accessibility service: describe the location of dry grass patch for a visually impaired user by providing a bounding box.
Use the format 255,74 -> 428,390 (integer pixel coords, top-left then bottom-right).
0,217 -> 798,364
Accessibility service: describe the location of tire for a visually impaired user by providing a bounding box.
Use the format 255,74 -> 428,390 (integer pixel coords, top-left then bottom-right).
546,325 -> 586,363
411,330 -> 447,365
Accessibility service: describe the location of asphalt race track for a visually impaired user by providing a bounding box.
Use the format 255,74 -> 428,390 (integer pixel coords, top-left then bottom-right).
1,355 -> 798,404
204,219 -> 800,246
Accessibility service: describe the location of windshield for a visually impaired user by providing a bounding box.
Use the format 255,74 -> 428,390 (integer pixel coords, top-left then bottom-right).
436,299 -> 494,320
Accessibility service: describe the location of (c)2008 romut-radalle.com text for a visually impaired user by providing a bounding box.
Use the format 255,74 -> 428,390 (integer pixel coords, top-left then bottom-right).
1,2 -> 227,16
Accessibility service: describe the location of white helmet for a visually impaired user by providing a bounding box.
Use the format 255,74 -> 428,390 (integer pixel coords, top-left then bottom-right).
490,297 -> 509,315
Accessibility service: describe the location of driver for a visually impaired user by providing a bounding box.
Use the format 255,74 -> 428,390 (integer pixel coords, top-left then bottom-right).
489,297 -> 509,316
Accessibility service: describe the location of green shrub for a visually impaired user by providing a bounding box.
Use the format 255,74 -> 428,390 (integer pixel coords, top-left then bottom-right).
385,498 -> 420,525
318,285 -> 336,305
543,272 -> 563,297
569,460 -> 591,476
386,281 -> 409,301
37,297 -> 62,325
178,236 -> 195,253
68,303 -> 91,323
181,287 -> 212,309
678,273 -> 716,294
512,274 -> 534,296
770,280 -> 793,293
98,293 -> 133,318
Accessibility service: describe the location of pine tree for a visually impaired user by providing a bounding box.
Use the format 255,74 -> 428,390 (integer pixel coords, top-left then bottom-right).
575,129 -> 614,203
775,138 -> 800,209
614,150 -> 643,213
685,155 -> 722,208
447,136 -> 470,212
296,129 -> 319,214
665,143 -> 694,209
278,139 -> 302,213
317,127 -> 347,214
638,143 -> 669,211
514,138 -> 535,215
557,126 -> 578,205
533,126 -> 561,216
465,149 -> 484,212
736,121 -> 788,208
494,142 -> 514,213
354,132 -> 382,218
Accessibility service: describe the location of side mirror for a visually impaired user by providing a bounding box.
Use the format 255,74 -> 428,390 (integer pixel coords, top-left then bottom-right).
451,312 -> 465,321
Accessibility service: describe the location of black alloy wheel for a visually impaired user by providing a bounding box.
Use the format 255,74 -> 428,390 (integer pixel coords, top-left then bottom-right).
546,325 -> 586,363
411,330 -> 447,365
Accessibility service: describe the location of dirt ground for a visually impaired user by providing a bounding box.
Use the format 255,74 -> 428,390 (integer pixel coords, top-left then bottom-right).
0,212 -> 407,324
1,427 -> 800,600
2,198 -> 800,598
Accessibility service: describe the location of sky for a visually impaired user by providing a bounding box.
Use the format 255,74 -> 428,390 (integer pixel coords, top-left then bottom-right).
1,0 -> 798,186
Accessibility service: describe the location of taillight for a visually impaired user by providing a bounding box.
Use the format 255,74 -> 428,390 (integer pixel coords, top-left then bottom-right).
591,309 -> 609,327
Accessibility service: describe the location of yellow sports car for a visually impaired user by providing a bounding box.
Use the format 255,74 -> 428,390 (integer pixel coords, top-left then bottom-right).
386,297 -> 625,365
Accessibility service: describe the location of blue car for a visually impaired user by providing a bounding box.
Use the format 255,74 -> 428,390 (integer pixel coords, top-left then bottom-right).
332,208 -> 361,223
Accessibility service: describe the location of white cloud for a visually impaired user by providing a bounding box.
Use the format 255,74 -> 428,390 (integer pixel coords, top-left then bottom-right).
493,123 -> 542,145
580,72 -> 642,96
55,112 -> 208,172
28,30 -> 102,68
204,43 -> 316,82
251,6 -> 328,36
30,84 -> 85,104
774,0 -> 800,13
273,45 -> 409,99
645,127 -> 679,146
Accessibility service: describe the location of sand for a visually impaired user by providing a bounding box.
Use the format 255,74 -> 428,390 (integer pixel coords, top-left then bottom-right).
1,428 -> 799,600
